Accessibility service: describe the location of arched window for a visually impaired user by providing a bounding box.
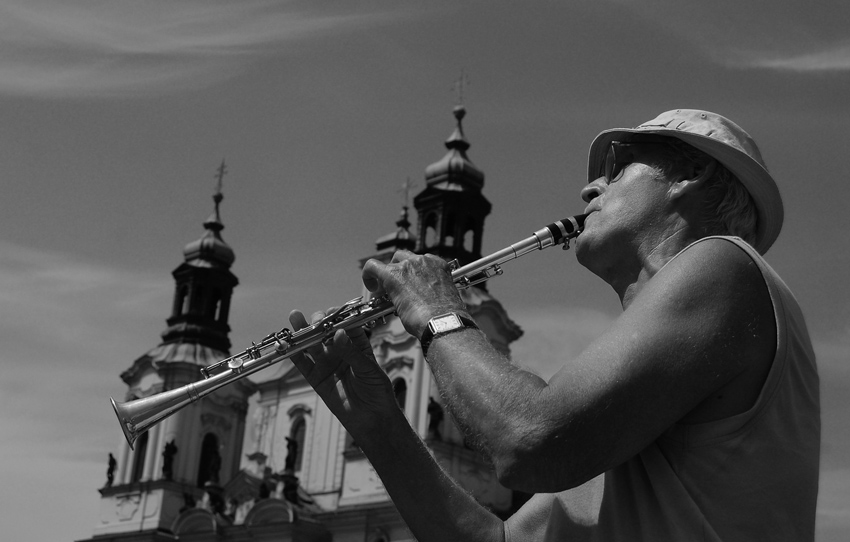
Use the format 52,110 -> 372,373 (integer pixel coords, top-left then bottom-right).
193,286 -> 205,315
196,433 -> 221,487
392,378 -> 407,411
206,288 -> 221,319
173,285 -> 188,317
424,213 -> 438,248
444,213 -> 456,247
181,285 -> 192,316
288,417 -> 306,472
217,294 -> 231,323
131,432 -> 148,483
463,218 -> 476,252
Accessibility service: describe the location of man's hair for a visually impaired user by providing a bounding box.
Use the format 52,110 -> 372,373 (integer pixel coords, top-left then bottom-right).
647,138 -> 759,246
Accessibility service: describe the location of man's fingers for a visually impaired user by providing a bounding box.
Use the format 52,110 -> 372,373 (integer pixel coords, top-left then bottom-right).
361,258 -> 390,294
309,310 -> 326,325
333,330 -> 380,377
345,325 -> 379,358
289,310 -> 310,331
288,310 -> 324,377
289,350 -> 312,378
288,309 -> 360,386
288,311 -> 311,369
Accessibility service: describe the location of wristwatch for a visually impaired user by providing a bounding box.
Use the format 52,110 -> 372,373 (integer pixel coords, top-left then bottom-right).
419,313 -> 478,356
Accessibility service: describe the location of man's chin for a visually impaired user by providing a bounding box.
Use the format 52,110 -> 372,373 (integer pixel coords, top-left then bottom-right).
574,235 -> 592,268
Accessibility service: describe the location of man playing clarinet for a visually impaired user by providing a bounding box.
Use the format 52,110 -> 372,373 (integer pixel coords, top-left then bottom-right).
290,109 -> 819,541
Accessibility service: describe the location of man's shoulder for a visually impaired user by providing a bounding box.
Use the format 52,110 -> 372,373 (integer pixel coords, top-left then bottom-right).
627,236 -> 774,337
655,236 -> 768,302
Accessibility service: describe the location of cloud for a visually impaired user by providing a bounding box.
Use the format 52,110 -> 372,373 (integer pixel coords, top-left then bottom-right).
0,240 -> 181,452
0,240 -> 169,358
737,43 -> 850,72
0,0 -> 402,97
0,240 -> 171,444
605,0 -> 850,74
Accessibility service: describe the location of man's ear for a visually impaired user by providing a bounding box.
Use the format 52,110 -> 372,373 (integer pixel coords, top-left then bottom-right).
670,158 -> 717,200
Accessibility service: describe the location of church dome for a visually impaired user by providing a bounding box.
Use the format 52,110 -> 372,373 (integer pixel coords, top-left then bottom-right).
424,105 -> 484,189
182,192 -> 235,268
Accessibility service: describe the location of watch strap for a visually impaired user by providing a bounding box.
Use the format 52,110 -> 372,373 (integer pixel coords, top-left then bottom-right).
420,313 -> 478,356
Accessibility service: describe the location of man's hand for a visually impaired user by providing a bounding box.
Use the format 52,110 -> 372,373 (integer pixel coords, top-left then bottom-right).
361,250 -> 468,339
288,309 -> 506,542
288,309 -> 399,436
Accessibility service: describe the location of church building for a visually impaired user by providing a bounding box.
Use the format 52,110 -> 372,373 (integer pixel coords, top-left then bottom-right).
81,106 -> 525,542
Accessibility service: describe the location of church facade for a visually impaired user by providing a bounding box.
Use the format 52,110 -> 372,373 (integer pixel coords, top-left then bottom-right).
81,107 -> 525,542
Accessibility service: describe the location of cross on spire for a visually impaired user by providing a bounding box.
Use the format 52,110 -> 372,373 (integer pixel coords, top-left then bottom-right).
451,69 -> 470,106
399,177 -> 417,208
214,159 -> 227,198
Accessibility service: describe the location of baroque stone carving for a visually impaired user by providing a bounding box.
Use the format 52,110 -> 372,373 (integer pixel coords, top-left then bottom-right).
201,412 -> 232,432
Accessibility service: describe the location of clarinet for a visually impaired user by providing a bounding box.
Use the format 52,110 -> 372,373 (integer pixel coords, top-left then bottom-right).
111,214 -> 587,448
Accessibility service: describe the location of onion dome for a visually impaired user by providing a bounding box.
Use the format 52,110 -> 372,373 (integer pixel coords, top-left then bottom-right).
182,190 -> 235,268
424,105 -> 485,189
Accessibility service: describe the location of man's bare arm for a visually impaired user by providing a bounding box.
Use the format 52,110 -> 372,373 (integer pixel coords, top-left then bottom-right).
374,239 -> 776,492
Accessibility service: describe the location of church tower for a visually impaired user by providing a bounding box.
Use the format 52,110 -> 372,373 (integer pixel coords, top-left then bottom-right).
87,164 -> 256,540
412,105 -> 523,355
414,105 -> 492,268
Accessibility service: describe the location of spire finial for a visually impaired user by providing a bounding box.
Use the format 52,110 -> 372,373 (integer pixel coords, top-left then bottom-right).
204,160 -> 228,233
214,159 -> 227,204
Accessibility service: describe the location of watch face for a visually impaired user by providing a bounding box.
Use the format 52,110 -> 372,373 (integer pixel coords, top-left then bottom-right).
431,313 -> 463,334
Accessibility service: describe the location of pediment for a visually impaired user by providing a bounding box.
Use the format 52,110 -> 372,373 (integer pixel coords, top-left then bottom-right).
171,508 -> 217,535
243,498 -> 294,525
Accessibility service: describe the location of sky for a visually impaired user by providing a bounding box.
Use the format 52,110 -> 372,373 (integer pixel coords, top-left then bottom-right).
0,1 -> 847,540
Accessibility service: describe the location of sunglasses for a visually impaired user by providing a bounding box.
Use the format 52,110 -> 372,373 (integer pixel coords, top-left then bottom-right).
601,139 -> 677,183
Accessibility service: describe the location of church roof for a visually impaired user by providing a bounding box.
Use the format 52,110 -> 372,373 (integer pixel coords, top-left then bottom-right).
120,341 -> 230,384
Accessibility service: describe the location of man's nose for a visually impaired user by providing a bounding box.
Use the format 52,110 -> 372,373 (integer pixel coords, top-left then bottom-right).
581,177 -> 607,203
